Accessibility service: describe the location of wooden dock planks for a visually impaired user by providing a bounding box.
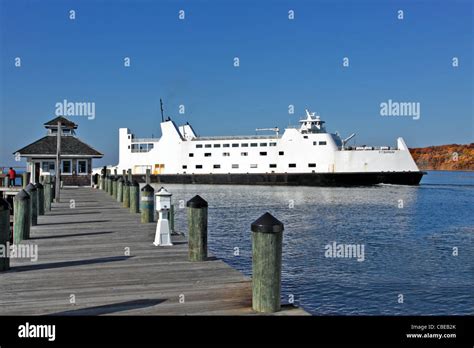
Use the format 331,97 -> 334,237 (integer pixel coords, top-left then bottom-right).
0,187 -> 308,316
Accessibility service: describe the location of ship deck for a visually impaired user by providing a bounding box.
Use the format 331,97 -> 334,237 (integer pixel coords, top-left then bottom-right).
193,134 -> 281,141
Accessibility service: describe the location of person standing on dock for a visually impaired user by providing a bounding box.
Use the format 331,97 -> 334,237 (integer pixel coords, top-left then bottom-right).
8,167 -> 16,187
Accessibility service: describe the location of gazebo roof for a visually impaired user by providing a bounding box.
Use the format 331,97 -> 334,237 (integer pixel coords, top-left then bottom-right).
14,135 -> 103,157
44,116 -> 78,129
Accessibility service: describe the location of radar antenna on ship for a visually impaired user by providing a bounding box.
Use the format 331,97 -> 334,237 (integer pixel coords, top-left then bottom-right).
305,109 -> 316,118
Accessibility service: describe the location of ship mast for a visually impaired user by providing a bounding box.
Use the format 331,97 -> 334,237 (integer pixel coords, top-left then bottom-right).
160,98 -> 164,123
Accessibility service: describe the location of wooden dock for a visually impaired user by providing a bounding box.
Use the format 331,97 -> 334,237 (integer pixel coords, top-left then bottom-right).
0,187 -> 307,315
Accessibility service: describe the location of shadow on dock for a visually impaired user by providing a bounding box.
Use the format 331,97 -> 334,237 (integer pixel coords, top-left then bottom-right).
39,219 -> 110,226
10,256 -> 132,273
49,299 -> 166,316
30,231 -> 115,240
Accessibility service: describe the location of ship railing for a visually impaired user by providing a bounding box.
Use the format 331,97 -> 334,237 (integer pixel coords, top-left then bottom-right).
131,138 -> 160,143
194,135 -> 281,141
342,146 -> 395,151
131,148 -> 153,153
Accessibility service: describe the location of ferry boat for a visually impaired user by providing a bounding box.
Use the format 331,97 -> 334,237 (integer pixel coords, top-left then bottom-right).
107,110 -> 424,186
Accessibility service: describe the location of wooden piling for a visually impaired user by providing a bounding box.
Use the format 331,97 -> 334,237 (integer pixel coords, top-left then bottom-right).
25,183 -> 38,226
122,181 -> 130,208
129,180 -> 140,214
169,204 -> 175,233
187,195 -> 208,261
22,172 -> 29,188
100,166 -> 106,190
13,189 -> 31,243
146,168 -> 151,184
105,169 -> 110,192
112,177 -> 118,199
251,212 -> 284,313
51,176 -> 56,202
127,169 -> 132,183
109,175 -> 114,196
117,177 -> 124,203
0,197 -> 10,271
36,182 -> 45,216
140,184 -> 154,223
44,176 -> 52,212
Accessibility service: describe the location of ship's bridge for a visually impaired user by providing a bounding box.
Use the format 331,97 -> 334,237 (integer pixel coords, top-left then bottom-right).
299,110 -> 326,134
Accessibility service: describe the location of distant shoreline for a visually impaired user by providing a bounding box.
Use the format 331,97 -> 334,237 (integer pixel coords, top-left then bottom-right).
410,143 -> 473,171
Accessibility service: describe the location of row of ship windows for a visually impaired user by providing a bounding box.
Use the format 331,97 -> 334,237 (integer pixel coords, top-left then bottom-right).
190,151 -> 280,157
196,142 -> 276,148
183,163 -> 317,169
195,141 -> 327,148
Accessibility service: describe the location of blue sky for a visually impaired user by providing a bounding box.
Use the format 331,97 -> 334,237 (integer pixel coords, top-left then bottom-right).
1,0 -> 472,168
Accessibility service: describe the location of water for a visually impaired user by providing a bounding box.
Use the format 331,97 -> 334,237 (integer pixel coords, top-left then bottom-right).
149,171 -> 474,315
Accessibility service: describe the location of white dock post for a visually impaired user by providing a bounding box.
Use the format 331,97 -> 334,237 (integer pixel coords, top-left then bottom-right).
153,187 -> 173,246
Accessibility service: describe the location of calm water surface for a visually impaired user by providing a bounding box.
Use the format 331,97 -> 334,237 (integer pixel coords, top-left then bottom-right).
150,171 -> 473,315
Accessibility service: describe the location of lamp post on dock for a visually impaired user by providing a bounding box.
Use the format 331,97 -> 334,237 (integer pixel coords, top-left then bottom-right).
153,187 -> 173,246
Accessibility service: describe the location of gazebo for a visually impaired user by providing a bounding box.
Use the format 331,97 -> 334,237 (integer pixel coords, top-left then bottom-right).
13,116 -> 103,186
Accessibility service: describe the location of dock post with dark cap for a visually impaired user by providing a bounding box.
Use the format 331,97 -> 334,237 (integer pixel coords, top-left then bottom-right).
35,182 -> 44,216
109,176 -> 115,196
36,182 -> 45,216
251,212 -> 284,313
13,189 -> 31,243
117,177 -> 124,203
122,181 -> 130,208
110,174 -> 115,196
127,169 -> 132,183
51,176 -> 56,202
25,183 -> 38,226
100,166 -> 106,190
44,176 -> 52,212
169,204 -> 175,233
187,195 -> 208,261
111,169 -> 117,197
106,174 -> 110,195
140,184 -> 154,223
129,181 -> 140,214
146,168 -> 151,184
104,169 -> 109,192
112,177 -> 118,199
0,197 -> 10,271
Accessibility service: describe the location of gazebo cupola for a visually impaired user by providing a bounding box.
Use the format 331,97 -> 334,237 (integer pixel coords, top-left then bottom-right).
44,116 -> 78,136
